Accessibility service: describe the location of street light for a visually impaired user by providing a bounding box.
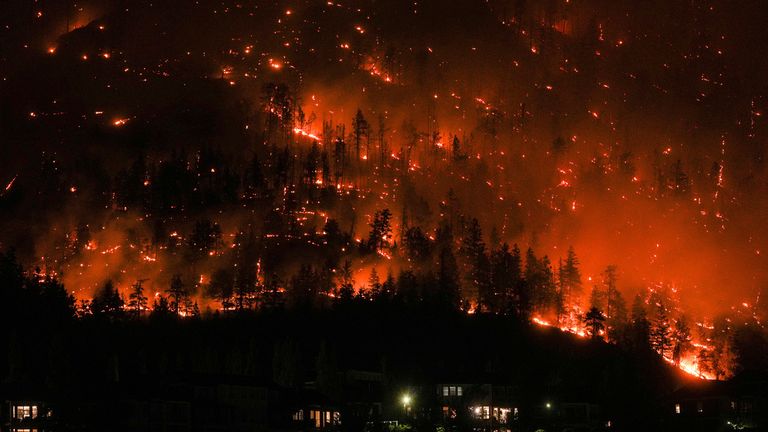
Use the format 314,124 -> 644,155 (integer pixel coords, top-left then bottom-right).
401,393 -> 412,418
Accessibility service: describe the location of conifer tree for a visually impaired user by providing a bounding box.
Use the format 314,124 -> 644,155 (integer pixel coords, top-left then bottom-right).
127,280 -> 148,318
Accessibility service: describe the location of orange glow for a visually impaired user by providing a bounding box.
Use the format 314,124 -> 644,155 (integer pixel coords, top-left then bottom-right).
268,59 -> 283,70
293,127 -> 322,142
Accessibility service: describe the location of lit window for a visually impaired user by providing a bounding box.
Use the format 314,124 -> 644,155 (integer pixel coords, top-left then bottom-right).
443,386 -> 449,396
494,407 -> 512,423
292,409 -> 304,421
471,406 -> 490,420
675,403 -> 681,414
449,386 -> 456,396
697,401 -> 704,413
457,386 -> 463,396
12,405 -> 38,420
482,406 -> 490,420
332,411 -> 341,425
310,410 -> 321,428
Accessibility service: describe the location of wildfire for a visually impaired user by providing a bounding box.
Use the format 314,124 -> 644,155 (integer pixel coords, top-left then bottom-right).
293,127 -> 322,142
664,355 -> 715,380
268,58 -> 283,70
100,245 -> 121,255
362,57 -> 394,83
532,315 -> 587,338
532,314 -> 716,379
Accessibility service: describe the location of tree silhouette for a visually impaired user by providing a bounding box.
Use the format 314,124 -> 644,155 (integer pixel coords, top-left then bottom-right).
289,264 -> 318,307
166,274 -> 188,315
559,246 -> 582,310
650,302 -> 672,358
672,315 -> 693,366
460,218 -> 490,310
490,243 -> 522,314
403,226 -> 432,263
150,295 -> 172,321
367,209 -> 393,253
525,249 -> 557,316
367,268 -> 381,299
127,280 -> 148,318
671,159 -> 690,196
584,306 -> 606,339
337,260 -> 355,301
628,294 -> 652,351
602,266 -> 628,342
438,246 -> 461,310
207,268 -> 234,310
91,280 -> 124,320
186,219 -> 222,264
352,109 -> 369,162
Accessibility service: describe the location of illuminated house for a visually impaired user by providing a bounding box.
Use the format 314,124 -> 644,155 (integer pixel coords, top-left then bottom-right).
284,368 -> 384,431
669,371 -> 768,431
285,388 -> 341,430
438,383 -> 519,431
291,407 -> 341,430
395,379 -> 521,432
1,400 -> 52,432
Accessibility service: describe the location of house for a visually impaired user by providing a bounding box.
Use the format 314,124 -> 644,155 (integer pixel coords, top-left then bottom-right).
2,399 -> 54,432
395,377 -> 522,432
342,369 -> 385,430
284,388 -> 341,430
1,374 -> 273,432
669,371 -> 768,431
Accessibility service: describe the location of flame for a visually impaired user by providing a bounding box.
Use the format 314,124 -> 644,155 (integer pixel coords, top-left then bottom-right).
3,175 -> 17,194
663,355 -> 715,380
362,57 -> 394,83
293,127 -> 322,142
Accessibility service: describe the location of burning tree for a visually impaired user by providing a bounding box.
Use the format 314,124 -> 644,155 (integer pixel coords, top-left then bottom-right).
367,209 -> 393,254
